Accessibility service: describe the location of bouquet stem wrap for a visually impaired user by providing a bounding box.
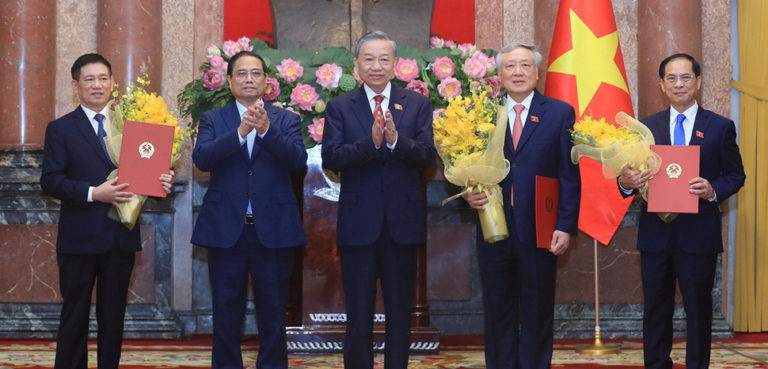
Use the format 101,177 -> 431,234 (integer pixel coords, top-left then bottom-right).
434,89 -> 511,243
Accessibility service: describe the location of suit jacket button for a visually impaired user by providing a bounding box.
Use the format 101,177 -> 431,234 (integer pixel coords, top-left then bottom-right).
248,171 -> 253,176
511,163 -> 517,168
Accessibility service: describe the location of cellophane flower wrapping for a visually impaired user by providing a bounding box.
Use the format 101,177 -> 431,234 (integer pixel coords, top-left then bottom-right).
571,112 -> 676,222
433,87 -> 510,242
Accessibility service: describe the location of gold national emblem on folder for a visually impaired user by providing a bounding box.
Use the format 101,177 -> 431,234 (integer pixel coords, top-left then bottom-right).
138,142 -> 155,159
665,162 -> 682,179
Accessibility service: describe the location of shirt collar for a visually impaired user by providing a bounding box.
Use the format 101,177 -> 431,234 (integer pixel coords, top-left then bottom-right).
506,91 -> 534,112
235,100 -> 249,119
363,82 -> 392,102
80,104 -> 110,123
670,102 -> 699,124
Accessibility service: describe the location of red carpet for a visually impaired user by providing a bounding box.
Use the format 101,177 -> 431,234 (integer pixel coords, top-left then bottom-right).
1,334 -> 766,368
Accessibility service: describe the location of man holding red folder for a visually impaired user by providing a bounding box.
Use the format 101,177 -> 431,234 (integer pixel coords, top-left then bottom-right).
40,53 -> 174,369
463,42 -> 580,369
618,53 -> 745,369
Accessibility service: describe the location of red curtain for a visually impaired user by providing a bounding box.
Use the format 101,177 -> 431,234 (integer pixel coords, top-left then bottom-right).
223,0 -> 274,45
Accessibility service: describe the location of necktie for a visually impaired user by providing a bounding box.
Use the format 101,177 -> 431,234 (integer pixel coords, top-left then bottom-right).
241,112 -> 255,217
512,104 -> 525,149
373,95 -> 384,127
673,113 -> 686,145
94,113 -> 110,159
510,104 -> 525,206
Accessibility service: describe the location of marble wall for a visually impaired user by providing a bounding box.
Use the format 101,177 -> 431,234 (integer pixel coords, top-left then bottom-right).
0,0 -> 736,340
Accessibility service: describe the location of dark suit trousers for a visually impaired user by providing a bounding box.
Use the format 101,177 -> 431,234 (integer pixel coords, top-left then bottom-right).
54,247 -> 135,369
641,248 -> 718,369
339,229 -> 416,369
478,210 -> 557,369
207,224 -> 295,369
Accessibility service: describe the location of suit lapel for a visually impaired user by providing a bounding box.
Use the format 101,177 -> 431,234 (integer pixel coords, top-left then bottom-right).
221,103 -> 252,161
73,106 -> 111,165
351,87 -> 375,136
500,99 -> 515,158
655,109 -> 672,145
688,108 -> 710,146
389,86 -> 405,130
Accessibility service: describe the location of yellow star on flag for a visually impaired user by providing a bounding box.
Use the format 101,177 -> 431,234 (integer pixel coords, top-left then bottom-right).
547,9 -> 629,116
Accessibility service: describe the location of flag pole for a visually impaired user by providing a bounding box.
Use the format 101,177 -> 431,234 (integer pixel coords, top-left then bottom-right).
575,238 -> 621,354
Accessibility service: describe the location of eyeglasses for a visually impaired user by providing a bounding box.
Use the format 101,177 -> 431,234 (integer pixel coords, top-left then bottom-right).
233,69 -> 264,81
664,74 -> 694,84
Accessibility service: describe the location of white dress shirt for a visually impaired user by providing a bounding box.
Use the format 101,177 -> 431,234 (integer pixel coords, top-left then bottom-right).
507,91 -> 535,139
83,105 -> 112,202
363,82 -> 397,150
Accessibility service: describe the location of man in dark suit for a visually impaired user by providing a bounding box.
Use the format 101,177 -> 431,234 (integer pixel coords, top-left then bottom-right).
463,42 -> 581,369
322,30 -> 436,369
191,50 -> 306,369
40,53 -> 174,369
618,53 -> 745,369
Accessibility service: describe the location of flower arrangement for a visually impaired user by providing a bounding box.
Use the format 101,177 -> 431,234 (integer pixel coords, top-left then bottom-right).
570,112 -> 660,179
104,75 -> 191,229
177,35 -> 499,149
570,112 -> 673,221
433,86 -> 510,242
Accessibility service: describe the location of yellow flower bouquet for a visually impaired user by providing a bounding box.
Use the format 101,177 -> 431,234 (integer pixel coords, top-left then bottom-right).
433,87 -> 510,242
103,75 -> 191,229
570,112 -> 675,221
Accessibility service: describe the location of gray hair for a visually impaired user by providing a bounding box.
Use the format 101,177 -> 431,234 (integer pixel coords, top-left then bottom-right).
354,30 -> 397,57
495,42 -> 543,71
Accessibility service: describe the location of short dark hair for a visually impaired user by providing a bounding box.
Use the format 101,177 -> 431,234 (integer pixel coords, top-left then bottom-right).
226,51 -> 268,76
71,53 -> 112,80
658,53 -> 701,79
354,30 -> 397,57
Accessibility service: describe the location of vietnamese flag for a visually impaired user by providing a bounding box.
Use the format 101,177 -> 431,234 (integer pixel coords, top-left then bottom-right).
544,0 -> 633,245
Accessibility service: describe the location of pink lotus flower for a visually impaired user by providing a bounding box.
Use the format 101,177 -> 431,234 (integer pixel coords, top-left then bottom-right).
315,63 -> 343,89
487,55 -> 496,72
463,53 -> 488,79
222,40 -> 241,57
237,36 -> 253,52
432,56 -> 455,80
290,83 -> 319,111
470,50 -> 495,72
263,77 -> 280,101
205,44 -> 221,59
395,58 -> 419,82
308,118 -> 324,143
432,108 -> 446,121
430,36 -> 444,48
483,76 -> 502,98
444,40 -> 456,48
203,69 -> 225,90
437,77 -> 462,99
209,55 -> 227,73
405,80 -> 429,97
285,106 -> 299,115
457,43 -> 476,57
276,58 -> 303,83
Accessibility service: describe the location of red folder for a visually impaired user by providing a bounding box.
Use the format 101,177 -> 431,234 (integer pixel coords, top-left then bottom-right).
117,120 -> 175,197
647,145 -> 700,214
535,176 -> 559,248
